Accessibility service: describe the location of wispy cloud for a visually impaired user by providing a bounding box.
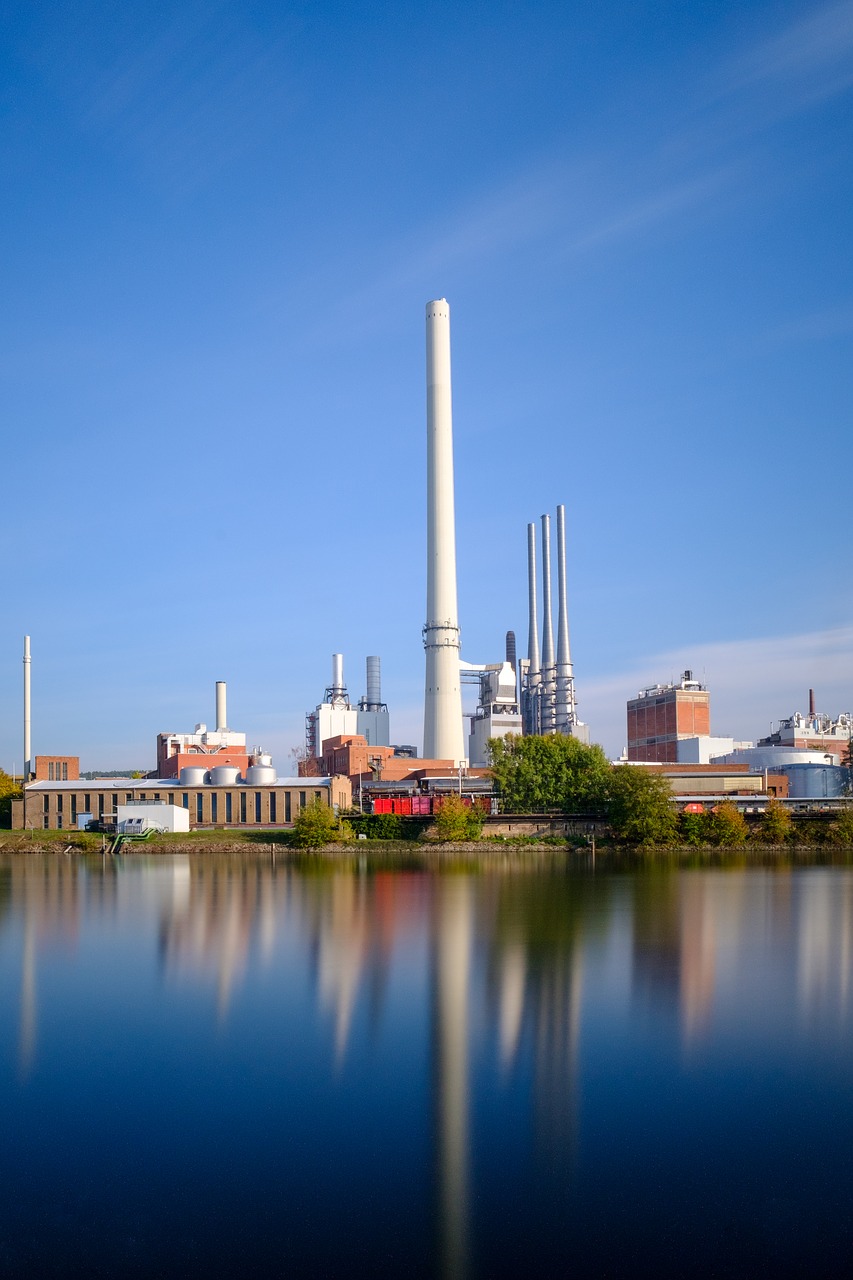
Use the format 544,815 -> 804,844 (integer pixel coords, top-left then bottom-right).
725,0 -> 853,105
582,625 -> 853,757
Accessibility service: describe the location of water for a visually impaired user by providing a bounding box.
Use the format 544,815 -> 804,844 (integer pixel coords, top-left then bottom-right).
1,852 -> 852,1278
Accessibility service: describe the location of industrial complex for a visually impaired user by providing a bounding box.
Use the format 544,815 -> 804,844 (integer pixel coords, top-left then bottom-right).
7,299 -> 851,831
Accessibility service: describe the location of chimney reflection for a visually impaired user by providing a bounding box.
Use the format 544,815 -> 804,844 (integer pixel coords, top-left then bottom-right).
432,876 -> 472,1280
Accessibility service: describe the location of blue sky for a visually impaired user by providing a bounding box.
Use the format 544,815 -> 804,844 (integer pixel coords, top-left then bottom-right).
1,0 -> 851,770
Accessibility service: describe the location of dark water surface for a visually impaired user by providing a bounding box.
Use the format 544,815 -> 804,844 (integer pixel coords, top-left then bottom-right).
2,853 -> 852,1278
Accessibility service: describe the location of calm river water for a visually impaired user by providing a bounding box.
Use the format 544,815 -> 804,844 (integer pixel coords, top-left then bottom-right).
1,853 -> 852,1278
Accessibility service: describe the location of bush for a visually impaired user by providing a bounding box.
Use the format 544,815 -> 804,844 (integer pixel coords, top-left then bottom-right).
606,767 -> 677,845
290,799 -> 352,849
759,800 -> 793,845
427,794 -> 484,843
709,801 -> 749,846
679,811 -> 712,846
829,808 -> 853,846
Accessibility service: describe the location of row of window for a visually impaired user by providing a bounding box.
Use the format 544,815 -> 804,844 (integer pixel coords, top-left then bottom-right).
41,789 -> 322,829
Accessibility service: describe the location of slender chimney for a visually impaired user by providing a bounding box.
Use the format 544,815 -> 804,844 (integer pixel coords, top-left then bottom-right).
23,635 -> 31,781
215,681 -> 227,732
555,504 -> 575,732
526,523 -> 541,735
423,299 -> 465,763
366,656 -> 382,710
505,631 -> 517,674
540,514 -> 555,732
809,688 -> 816,718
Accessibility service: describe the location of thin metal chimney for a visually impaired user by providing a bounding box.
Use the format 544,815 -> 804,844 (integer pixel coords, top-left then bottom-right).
423,299 -> 465,763
23,635 -> 31,781
526,523 -> 541,735
809,688 -> 816,718
555,504 -> 576,733
329,653 -> 349,708
540,514 -> 555,732
215,681 -> 227,732
366,656 -> 382,711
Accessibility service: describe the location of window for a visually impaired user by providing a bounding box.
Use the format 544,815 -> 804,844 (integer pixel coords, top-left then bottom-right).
299,791 -> 306,808
57,795 -> 63,814
314,790 -> 322,802
48,762 -> 54,780
98,795 -> 104,817
285,793 -> 291,823
269,793 -> 277,823
211,793 -> 218,823
240,792 -> 247,823
57,815 -> 63,829
71,796 -> 77,823
225,793 -> 232,823
154,792 -> 160,801
62,762 -> 68,781
43,795 -> 49,815
182,793 -> 189,809
196,794 -> 203,822
126,794 -> 132,803
84,794 -> 91,810
168,793 -> 174,805
255,792 -> 262,823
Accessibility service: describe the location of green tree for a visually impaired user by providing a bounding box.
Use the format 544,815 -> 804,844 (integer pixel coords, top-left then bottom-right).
0,770 -> 22,829
290,798 -> 352,849
488,734 -> 610,813
679,810 -> 712,846
759,800 -> 793,845
709,800 -> 749,846
606,767 -> 677,845
429,794 -> 484,842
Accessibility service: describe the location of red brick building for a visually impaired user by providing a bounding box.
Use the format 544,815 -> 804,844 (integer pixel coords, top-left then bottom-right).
627,671 -> 710,762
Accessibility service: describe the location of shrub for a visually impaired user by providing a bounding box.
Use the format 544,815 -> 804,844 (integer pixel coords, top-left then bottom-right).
709,801 -> 748,846
679,811 -> 712,846
428,794 -> 483,843
829,808 -> 853,846
290,799 -> 353,849
759,800 -> 793,845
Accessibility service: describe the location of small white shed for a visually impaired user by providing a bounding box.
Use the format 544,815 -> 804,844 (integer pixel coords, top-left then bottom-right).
117,803 -> 190,834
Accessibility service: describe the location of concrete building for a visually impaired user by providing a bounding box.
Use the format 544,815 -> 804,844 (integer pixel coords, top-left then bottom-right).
32,755 -> 79,782
627,671 -> 710,762
306,654 -> 391,758
466,661 -> 522,767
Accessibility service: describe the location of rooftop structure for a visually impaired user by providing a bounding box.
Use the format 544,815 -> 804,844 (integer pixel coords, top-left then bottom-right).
627,670 -> 710,762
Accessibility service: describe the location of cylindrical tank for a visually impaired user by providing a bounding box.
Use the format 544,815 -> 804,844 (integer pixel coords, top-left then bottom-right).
179,767 -> 208,786
783,764 -> 846,799
208,765 -> 240,786
245,764 -> 276,785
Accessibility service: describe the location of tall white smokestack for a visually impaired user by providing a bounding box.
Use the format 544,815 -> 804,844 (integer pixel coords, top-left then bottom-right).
526,523 -> 541,735
215,681 -> 227,732
23,635 -> 31,781
540,514 -> 556,733
555,504 -> 576,732
423,299 -> 465,764
329,653 -> 348,707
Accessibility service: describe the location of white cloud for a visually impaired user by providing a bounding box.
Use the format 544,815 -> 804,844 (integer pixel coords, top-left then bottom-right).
581,625 -> 853,758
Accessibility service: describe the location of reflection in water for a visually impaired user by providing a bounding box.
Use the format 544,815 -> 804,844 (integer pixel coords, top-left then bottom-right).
3,855 -> 853,1276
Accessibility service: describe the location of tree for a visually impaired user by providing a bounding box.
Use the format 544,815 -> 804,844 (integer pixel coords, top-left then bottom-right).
606,767 -> 677,845
488,734 -> 610,813
429,794 -> 484,843
0,770 -> 22,829
679,810 -> 712,846
830,808 -> 853,846
709,801 -> 749,846
290,798 -> 352,849
759,800 -> 793,845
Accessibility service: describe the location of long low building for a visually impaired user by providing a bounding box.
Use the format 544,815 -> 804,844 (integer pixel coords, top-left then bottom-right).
13,774 -> 352,832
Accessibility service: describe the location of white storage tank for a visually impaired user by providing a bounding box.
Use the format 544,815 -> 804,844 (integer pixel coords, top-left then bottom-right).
783,764 -> 847,799
245,764 -> 276,785
208,766 -> 241,786
179,767 -> 209,786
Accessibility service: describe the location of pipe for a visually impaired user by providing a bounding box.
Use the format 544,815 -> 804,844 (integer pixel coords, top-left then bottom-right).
809,688 -> 816,718
215,681 -> 227,732
23,636 -> 31,780
423,299 -> 465,763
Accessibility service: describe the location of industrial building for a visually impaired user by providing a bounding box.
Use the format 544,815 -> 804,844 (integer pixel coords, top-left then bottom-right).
464,639 -> 523,766
627,671 -> 711,762
157,681 -> 249,778
305,654 -> 391,759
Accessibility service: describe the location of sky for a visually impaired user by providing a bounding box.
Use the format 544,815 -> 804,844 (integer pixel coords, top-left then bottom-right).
1,0 -> 851,771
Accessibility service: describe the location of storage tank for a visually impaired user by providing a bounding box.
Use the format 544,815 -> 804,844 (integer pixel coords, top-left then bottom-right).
208,766 -> 241,786
783,764 -> 847,799
245,763 -> 276,785
179,767 -> 208,786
